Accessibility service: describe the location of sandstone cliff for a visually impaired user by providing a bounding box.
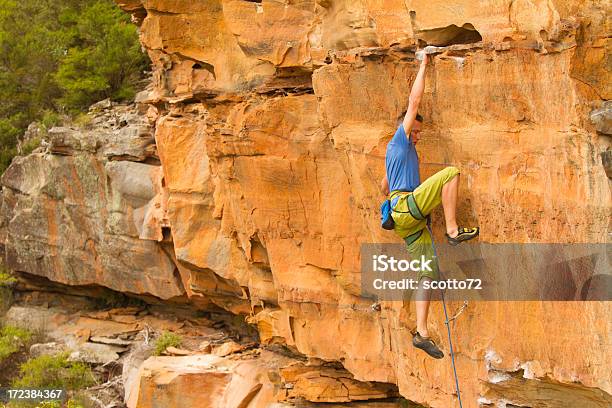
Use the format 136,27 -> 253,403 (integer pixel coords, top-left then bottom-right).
1,1 -> 611,407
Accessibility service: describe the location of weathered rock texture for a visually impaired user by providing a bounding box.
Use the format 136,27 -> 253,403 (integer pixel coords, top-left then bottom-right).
126,353 -> 403,408
1,104 -> 185,301
2,1 -> 611,407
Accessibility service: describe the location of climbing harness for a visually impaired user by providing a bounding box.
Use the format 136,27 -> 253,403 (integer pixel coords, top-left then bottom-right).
427,220 -> 466,408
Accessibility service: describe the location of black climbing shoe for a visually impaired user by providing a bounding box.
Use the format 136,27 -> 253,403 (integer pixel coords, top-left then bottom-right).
412,332 -> 444,359
446,226 -> 479,246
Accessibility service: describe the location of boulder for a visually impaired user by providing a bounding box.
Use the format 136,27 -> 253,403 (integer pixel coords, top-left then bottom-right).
68,342 -> 127,365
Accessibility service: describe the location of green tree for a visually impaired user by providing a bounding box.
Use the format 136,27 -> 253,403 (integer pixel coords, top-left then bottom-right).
55,1 -> 147,111
0,0 -> 148,174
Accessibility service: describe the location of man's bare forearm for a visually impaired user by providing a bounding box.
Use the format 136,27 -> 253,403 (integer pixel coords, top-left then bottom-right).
402,55 -> 428,134
409,59 -> 427,106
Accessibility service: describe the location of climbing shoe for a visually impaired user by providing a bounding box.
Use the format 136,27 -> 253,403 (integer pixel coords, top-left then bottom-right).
412,332 -> 444,359
446,226 -> 479,246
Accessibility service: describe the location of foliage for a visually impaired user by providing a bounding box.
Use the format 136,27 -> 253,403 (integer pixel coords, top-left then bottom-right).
10,397 -> 87,408
20,137 -> 41,155
12,352 -> 96,390
65,395 -> 89,408
153,331 -> 182,356
0,269 -> 16,287
0,265 -> 16,313
40,110 -> 62,130
0,0 -> 148,174
0,285 -> 13,313
0,325 -> 32,363
72,113 -> 93,129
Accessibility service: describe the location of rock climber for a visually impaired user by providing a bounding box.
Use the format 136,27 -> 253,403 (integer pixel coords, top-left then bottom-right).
381,53 -> 479,359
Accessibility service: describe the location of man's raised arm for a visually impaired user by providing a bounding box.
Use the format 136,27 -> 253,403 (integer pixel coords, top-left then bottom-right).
402,54 -> 428,136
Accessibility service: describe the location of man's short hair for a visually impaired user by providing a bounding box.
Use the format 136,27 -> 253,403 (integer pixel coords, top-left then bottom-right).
396,111 -> 424,125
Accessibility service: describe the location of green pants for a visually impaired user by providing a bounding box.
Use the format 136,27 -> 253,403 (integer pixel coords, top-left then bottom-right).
390,166 -> 460,281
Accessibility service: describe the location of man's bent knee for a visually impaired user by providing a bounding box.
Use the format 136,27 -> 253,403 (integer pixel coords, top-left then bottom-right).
441,166 -> 460,185
446,166 -> 460,178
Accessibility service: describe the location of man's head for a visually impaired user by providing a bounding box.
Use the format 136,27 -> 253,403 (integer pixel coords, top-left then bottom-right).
397,112 -> 424,144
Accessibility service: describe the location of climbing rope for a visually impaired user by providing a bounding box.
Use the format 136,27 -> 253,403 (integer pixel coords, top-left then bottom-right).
441,291 -> 465,408
427,220 -> 465,408
440,290 -> 467,408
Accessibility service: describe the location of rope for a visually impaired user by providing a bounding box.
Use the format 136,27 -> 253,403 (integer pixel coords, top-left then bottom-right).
427,220 -> 465,408
441,290 -> 464,408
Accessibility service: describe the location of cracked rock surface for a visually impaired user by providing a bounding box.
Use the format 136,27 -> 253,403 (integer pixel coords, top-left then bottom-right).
1,1 -> 610,407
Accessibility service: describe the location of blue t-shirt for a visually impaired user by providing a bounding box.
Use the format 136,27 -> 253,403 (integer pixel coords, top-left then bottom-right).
385,124 -> 420,203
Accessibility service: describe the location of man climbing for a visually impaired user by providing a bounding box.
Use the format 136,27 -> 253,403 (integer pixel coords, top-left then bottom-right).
381,53 -> 479,359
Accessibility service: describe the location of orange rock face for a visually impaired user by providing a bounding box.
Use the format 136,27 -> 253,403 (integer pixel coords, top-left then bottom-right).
126,351 -> 403,408
2,1 -> 610,407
